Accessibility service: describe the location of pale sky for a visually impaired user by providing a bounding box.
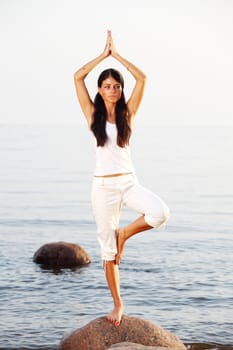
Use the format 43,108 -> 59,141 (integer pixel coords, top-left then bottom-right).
1,0 -> 233,126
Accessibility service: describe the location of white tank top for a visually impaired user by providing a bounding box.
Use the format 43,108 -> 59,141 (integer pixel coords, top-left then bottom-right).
93,121 -> 135,176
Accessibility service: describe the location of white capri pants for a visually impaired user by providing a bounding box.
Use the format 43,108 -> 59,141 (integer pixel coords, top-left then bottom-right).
91,173 -> 170,261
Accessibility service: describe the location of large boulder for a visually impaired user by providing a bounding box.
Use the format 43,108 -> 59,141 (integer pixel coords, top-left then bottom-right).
33,241 -> 91,267
108,343 -> 177,349
59,315 -> 186,350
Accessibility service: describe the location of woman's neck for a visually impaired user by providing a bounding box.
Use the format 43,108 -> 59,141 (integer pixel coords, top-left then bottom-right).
107,111 -> 116,123
105,102 -> 116,123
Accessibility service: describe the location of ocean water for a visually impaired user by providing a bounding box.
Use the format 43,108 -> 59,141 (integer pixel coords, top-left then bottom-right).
0,124 -> 232,350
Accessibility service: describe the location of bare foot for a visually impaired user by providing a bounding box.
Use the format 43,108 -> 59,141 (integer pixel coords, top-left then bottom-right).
115,229 -> 126,265
106,300 -> 123,327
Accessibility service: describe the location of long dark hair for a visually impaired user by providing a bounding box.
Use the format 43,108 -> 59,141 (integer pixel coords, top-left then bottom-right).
90,68 -> 131,147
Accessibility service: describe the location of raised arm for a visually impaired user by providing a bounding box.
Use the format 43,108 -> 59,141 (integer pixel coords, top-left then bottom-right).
109,32 -> 146,121
74,32 -> 111,126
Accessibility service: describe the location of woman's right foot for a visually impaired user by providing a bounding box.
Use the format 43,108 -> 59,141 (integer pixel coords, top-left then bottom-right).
115,229 -> 126,265
106,300 -> 124,327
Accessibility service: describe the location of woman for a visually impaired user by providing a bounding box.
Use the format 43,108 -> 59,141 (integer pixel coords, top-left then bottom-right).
74,31 -> 170,327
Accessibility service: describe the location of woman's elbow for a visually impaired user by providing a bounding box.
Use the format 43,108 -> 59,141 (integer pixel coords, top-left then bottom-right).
140,73 -> 147,87
142,72 -> 147,81
74,71 -> 80,81
74,69 -> 86,82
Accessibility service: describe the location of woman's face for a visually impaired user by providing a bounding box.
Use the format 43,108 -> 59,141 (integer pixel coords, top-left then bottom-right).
98,76 -> 122,104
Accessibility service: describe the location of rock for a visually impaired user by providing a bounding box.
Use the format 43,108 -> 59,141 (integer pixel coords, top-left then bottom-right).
58,315 -> 186,350
33,241 -> 91,267
108,342 -> 177,349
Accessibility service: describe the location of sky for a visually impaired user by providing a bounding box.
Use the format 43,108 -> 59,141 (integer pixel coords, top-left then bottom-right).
0,0 -> 233,126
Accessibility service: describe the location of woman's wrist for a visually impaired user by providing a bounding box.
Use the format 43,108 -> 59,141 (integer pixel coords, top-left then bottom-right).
111,51 -> 119,60
100,52 -> 108,60
112,52 -> 130,70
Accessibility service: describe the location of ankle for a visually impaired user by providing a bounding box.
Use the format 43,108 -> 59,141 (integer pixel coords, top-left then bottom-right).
114,298 -> 123,307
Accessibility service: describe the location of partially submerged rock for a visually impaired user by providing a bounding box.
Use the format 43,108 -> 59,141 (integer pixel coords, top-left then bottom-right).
33,241 -> 91,267
59,315 -> 186,350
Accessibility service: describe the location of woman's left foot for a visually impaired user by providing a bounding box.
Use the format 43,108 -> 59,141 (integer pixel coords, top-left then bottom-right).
115,229 -> 126,265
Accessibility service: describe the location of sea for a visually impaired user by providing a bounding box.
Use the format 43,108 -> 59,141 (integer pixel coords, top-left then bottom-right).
0,124 -> 232,350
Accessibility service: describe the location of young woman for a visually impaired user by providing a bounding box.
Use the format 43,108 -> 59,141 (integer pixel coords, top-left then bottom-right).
74,31 -> 170,327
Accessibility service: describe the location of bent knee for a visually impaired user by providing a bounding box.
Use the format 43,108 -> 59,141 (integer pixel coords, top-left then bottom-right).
145,206 -> 170,228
